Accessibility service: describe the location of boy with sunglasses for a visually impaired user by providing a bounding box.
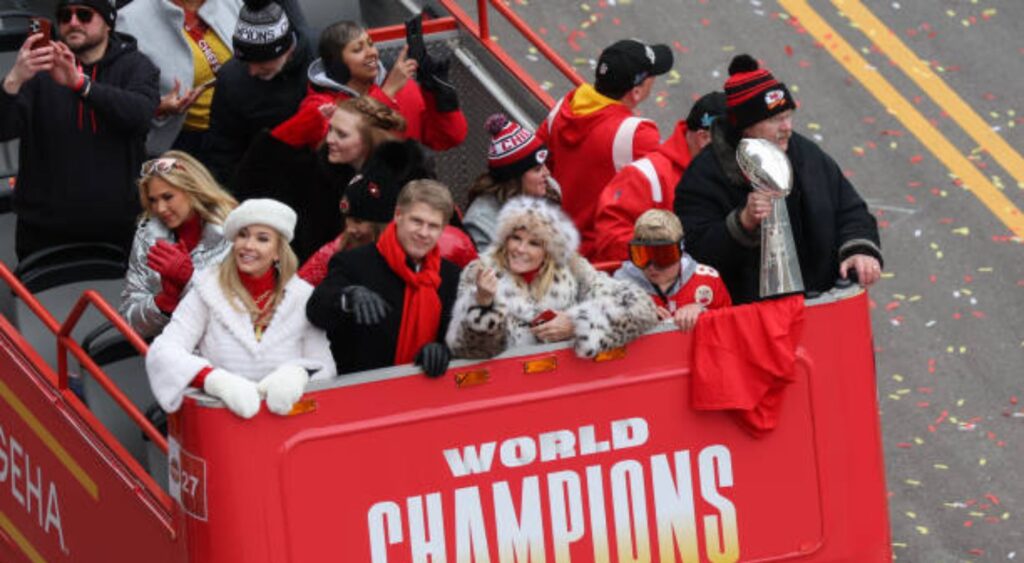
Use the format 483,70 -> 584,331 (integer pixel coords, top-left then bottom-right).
1,0 -> 160,259
614,209 -> 731,331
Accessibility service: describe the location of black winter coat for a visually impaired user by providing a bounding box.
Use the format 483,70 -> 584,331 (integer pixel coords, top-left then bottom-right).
306,243 -> 461,375
674,126 -> 881,304
0,32 -> 159,245
232,131 -> 353,260
204,28 -> 315,185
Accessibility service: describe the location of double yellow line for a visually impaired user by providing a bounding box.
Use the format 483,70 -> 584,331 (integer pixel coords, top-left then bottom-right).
779,0 -> 1024,238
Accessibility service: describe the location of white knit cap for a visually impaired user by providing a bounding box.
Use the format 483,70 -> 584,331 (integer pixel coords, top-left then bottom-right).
223,199 -> 297,242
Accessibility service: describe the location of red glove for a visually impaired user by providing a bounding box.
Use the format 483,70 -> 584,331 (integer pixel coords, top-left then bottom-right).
147,240 -> 194,290
153,280 -> 182,314
271,104 -> 329,149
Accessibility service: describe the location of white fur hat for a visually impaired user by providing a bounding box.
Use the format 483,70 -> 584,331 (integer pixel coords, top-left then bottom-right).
223,198 -> 297,242
491,196 -> 580,266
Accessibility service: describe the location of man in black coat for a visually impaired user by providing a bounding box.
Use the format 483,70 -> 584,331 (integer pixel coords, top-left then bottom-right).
675,54 -> 882,304
0,0 -> 159,260
203,0 -> 314,185
307,179 -> 461,377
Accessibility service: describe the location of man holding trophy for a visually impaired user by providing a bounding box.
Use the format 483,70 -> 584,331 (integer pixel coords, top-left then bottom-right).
674,54 -> 882,304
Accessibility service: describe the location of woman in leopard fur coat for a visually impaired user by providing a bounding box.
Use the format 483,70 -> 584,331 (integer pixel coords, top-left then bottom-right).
446,196 -> 658,359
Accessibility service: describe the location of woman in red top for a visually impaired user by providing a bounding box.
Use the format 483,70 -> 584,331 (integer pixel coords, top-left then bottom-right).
271,20 -> 468,151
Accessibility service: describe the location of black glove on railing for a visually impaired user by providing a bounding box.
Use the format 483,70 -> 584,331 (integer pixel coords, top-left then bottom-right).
418,55 -> 459,112
341,286 -> 391,325
416,342 -> 451,378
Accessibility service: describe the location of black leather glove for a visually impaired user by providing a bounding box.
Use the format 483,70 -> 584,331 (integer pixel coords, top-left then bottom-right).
341,286 -> 391,325
415,342 -> 451,378
418,55 -> 459,112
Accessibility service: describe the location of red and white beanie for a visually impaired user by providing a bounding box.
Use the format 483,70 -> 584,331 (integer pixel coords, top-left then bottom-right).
485,113 -> 548,182
723,54 -> 796,131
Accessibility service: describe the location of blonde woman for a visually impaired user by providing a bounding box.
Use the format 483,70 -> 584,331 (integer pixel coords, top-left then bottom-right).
119,150 -> 237,338
147,199 -> 336,419
446,197 -> 658,360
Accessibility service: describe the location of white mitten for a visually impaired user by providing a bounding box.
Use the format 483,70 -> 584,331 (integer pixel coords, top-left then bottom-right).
257,365 -> 310,416
203,369 -> 261,419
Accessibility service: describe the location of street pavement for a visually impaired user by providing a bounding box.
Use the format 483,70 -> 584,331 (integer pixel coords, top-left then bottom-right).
481,0 -> 1023,560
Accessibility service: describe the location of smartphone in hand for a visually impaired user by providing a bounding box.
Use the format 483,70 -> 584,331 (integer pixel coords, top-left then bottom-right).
29,17 -> 53,49
530,310 -> 557,327
405,12 -> 426,64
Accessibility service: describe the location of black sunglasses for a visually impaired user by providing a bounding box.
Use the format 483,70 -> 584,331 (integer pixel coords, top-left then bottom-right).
57,7 -> 95,24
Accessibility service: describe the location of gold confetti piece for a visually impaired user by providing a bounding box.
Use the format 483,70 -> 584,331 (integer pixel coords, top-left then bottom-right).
888,394 -> 901,401
959,346 -> 967,354
909,295 -> 922,302
951,227 -> 970,236
721,45 -> 736,52
934,464 -> 948,470
913,437 -> 924,445
936,251 -> 944,259
894,293 -> 906,300
915,525 -> 929,535
580,3 -> 590,11
1002,512 -> 1010,520
970,511 -> 985,517
897,388 -> 911,395
893,374 -> 904,382
978,267 -> 993,272
947,346 -> 954,353
905,511 -> 917,518
807,123 -> 821,130
905,480 -> 921,487
853,146 -> 865,156
930,242 -> 940,250
979,458 -> 987,466
946,10 -> 956,17
881,272 -> 895,279
893,542 -> 908,548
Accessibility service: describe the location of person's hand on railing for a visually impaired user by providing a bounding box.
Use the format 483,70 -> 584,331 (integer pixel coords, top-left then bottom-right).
416,342 -> 451,378
418,54 -> 459,112
204,369 -> 261,419
257,365 -> 309,415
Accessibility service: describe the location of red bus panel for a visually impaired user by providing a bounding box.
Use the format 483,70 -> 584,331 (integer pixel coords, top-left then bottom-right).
173,291 -> 890,562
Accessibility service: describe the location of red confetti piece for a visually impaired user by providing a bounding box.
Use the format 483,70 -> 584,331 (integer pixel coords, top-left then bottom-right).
934,410 -> 948,425
1011,396 -> 1019,405
985,493 -> 1001,505
784,45 -> 794,57
964,520 -> 974,528
885,301 -> 901,311
896,442 -> 913,449
929,275 -> 937,283
971,310 -> 986,319
910,154 -> 924,164
927,358 -> 936,373
700,18 -> 710,27
917,401 -> 930,408
964,274 -> 973,283
905,195 -> 916,204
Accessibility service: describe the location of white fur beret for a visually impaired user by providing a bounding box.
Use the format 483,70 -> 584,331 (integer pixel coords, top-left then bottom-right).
491,196 -> 580,266
223,198 -> 297,242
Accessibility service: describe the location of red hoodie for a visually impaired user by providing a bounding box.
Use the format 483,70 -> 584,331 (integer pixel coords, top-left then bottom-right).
537,84 -> 661,256
591,120 -> 695,262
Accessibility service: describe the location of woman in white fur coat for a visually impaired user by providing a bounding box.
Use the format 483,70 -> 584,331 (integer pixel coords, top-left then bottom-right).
447,196 -> 658,359
146,199 -> 336,419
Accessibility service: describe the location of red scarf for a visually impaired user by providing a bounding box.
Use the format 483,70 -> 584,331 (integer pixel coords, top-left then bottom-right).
239,267 -> 277,338
174,212 -> 203,252
376,223 -> 442,364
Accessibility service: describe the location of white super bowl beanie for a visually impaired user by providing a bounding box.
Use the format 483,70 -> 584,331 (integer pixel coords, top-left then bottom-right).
223,198 -> 297,243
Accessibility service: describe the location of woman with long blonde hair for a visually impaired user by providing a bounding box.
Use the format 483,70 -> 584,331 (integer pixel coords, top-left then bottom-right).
446,197 -> 658,360
147,199 -> 336,419
120,150 -> 237,338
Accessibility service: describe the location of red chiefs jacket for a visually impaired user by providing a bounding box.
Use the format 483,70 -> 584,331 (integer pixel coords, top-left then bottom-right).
591,120 -> 695,262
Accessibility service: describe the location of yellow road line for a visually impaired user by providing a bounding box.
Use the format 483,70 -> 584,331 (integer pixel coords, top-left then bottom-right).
0,379 -> 99,501
778,0 -> 1024,238
835,0 -> 1024,189
0,509 -> 47,563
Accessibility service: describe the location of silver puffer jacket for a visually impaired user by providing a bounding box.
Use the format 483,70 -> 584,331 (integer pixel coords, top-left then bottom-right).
119,217 -> 231,339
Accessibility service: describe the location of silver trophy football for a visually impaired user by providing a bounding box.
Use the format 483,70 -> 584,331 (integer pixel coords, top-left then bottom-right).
736,138 -> 804,298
